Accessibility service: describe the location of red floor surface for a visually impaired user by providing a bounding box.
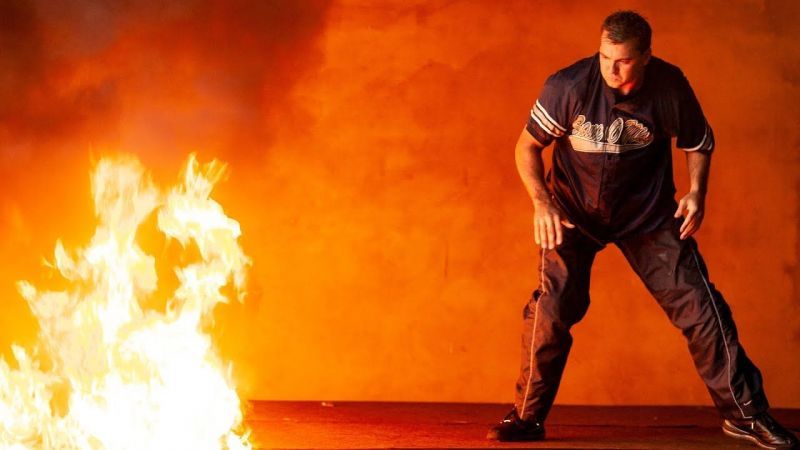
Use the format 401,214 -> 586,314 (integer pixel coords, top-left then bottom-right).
244,401 -> 800,449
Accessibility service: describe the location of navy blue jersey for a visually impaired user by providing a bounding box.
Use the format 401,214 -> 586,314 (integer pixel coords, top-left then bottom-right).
526,54 -> 714,242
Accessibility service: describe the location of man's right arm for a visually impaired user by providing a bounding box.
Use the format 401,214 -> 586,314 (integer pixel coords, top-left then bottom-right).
514,127 -> 574,249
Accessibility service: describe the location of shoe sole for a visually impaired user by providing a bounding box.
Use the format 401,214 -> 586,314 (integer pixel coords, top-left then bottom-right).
486,431 -> 545,442
722,423 -> 787,450
488,434 -> 545,442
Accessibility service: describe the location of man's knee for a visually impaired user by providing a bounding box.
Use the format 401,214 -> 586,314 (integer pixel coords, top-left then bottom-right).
656,286 -> 736,340
523,288 -> 590,326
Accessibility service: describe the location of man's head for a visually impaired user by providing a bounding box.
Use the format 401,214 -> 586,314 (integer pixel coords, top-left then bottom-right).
599,10 -> 652,94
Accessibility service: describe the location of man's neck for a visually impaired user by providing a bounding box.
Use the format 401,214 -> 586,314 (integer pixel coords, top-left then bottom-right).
615,76 -> 645,97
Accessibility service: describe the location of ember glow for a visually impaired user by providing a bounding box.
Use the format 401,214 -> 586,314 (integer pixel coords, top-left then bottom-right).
0,154 -> 251,449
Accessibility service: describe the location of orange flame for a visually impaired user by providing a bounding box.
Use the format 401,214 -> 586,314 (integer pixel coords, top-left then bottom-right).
1,154 -> 251,449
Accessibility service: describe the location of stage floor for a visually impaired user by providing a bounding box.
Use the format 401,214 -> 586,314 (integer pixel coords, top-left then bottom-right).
245,402 -> 800,449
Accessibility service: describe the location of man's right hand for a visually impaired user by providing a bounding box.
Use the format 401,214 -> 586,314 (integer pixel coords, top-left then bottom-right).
533,197 -> 575,249
514,127 -> 575,249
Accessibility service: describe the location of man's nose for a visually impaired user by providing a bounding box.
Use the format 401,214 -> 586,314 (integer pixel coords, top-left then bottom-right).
612,63 -> 620,74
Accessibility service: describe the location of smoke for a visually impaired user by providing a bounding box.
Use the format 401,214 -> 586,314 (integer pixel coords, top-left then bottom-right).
0,0 -> 333,166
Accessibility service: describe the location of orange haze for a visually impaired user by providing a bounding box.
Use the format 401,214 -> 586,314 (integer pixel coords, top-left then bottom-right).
1,0 -> 798,408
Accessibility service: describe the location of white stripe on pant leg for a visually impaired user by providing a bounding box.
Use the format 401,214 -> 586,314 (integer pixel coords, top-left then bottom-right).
690,247 -> 750,419
520,247 -> 546,420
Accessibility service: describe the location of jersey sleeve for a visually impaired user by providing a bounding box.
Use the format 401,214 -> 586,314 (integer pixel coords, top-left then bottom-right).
672,73 -> 715,154
525,73 -> 572,146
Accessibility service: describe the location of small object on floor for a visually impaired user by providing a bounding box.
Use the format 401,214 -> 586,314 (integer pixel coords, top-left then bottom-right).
722,411 -> 799,449
486,408 -> 545,442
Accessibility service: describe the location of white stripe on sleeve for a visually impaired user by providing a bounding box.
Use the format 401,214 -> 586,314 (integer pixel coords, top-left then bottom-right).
530,110 -> 560,137
681,124 -> 709,152
535,100 -> 566,132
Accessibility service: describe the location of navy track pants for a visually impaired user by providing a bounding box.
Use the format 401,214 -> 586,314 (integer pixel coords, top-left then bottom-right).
514,217 -> 769,423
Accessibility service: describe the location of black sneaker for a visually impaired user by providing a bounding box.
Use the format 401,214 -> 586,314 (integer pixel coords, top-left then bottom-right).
722,412 -> 799,449
486,408 -> 546,442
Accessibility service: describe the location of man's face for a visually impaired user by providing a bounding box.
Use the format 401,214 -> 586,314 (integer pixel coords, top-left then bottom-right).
598,30 -> 651,94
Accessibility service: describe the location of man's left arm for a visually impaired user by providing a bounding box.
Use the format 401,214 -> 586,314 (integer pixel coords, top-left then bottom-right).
671,70 -> 715,240
674,150 -> 711,240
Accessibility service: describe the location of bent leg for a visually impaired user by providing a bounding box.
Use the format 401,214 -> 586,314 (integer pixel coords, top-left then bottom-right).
616,218 -> 769,420
515,227 -> 603,423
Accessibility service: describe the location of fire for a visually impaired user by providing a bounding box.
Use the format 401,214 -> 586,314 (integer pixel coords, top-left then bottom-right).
0,154 -> 252,449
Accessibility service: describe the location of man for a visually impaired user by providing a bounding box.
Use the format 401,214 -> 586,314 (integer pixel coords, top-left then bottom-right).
487,10 -> 798,449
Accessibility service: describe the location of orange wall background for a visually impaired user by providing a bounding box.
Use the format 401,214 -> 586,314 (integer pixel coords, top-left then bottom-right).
1,0 -> 798,408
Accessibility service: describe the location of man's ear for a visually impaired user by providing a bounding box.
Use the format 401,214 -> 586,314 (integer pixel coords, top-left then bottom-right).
643,48 -> 652,65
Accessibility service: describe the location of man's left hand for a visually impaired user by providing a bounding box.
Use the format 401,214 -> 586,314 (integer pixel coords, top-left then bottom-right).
674,191 -> 706,240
